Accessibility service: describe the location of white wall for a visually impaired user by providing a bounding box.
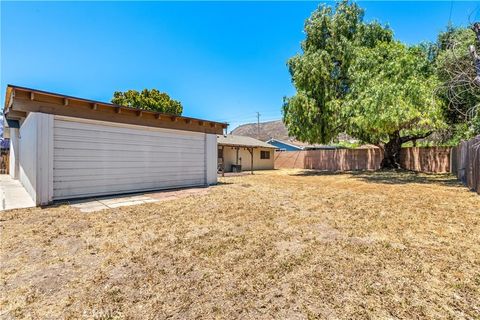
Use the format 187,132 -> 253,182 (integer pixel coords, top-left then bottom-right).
18,113 -> 54,205
9,128 -> 19,179
205,134 -> 218,185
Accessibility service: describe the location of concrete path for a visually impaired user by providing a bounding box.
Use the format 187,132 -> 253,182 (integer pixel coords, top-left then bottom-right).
0,175 -> 36,211
0,174 -> 209,213
69,187 -> 209,213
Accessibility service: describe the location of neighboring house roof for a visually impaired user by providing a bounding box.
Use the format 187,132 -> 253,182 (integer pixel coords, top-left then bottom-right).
3,85 -> 227,135
218,134 -> 277,149
267,138 -> 336,150
266,138 -> 303,150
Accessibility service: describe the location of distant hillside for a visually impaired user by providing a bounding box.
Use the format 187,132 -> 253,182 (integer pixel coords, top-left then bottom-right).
231,119 -> 357,144
231,120 -> 288,141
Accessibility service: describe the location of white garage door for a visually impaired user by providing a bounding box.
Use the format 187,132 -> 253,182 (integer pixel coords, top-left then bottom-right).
53,116 -> 206,200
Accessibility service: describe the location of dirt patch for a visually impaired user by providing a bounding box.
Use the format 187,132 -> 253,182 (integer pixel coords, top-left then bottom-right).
1,169 -> 479,319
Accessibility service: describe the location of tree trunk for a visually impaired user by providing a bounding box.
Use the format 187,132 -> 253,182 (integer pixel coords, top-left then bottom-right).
380,133 -> 402,169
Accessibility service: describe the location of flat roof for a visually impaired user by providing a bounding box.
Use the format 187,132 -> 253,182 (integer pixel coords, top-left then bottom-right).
218,134 -> 276,149
4,85 -> 227,135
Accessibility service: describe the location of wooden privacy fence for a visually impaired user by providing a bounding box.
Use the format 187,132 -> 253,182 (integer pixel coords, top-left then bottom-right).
451,135 -> 480,194
275,148 -> 383,171
399,147 -> 451,173
275,147 -> 451,173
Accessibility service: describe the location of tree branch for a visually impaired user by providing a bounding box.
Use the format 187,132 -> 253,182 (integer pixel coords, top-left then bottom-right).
400,131 -> 433,144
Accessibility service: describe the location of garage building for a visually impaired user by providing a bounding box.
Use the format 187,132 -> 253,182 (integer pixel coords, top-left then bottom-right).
3,85 -> 226,205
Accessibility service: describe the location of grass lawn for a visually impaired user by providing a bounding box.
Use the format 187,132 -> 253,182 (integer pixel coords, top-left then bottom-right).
1,169 -> 479,319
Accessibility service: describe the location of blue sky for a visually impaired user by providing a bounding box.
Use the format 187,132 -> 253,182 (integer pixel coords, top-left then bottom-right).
1,1 -> 479,130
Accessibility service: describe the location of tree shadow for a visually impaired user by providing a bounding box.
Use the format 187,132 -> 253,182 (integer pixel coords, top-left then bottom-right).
290,169 -> 462,187
290,170 -> 348,177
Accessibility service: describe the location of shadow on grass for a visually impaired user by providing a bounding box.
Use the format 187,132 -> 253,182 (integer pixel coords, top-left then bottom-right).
290,169 -> 462,187
215,181 -> 234,186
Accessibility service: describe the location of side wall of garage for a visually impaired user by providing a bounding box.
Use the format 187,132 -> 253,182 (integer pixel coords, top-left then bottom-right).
206,134 -> 218,185
18,112 -> 54,205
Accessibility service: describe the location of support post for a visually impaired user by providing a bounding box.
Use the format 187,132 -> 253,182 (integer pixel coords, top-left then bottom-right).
249,147 -> 254,175
9,128 -> 19,179
222,145 -> 225,177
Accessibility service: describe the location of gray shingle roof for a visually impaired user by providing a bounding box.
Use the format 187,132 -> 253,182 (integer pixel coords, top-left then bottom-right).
217,134 -> 276,149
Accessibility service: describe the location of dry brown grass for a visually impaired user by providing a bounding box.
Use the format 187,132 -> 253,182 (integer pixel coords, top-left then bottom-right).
1,169 -> 479,319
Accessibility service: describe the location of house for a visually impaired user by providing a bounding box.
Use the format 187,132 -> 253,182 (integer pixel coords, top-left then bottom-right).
3,85 -> 227,205
266,138 -> 337,151
217,135 -> 276,174
266,138 -> 303,151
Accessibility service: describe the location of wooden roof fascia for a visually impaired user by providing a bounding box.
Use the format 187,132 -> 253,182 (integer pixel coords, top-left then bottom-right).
5,85 -> 227,130
7,90 -> 223,134
5,87 -> 14,112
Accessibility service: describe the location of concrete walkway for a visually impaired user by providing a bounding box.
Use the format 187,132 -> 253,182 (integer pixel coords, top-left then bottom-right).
0,175 -> 35,211
69,187 -> 209,213
0,174 -> 209,213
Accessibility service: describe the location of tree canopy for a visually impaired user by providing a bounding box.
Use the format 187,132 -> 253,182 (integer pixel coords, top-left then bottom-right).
111,89 -> 183,115
283,0 -> 393,145
344,42 -> 445,146
282,0 -> 448,167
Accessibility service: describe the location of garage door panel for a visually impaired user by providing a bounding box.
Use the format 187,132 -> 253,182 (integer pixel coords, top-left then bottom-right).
54,132 -> 204,148
54,138 -> 204,150
53,117 -> 206,200
53,148 -> 205,159
54,167 -> 205,179
54,173 -> 205,189
54,140 -> 204,153
53,178 -> 205,199
55,119 -> 204,140
54,127 -> 204,143
54,160 -> 203,170
54,155 -> 206,163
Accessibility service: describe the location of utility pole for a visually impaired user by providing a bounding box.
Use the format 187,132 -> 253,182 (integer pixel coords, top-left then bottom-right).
256,112 -> 260,139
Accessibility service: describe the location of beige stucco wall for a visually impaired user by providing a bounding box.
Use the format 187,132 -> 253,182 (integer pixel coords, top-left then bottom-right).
219,146 -> 274,172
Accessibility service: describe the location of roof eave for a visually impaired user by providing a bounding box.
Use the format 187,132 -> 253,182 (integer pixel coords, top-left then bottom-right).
4,85 -> 228,130
218,143 -> 276,149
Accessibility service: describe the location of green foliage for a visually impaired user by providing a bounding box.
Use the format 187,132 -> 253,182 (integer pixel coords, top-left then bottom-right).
283,0 -> 393,144
344,42 -> 446,144
331,141 -> 362,149
283,0 -> 448,151
434,26 -> 480,139
111,89 -> 183,115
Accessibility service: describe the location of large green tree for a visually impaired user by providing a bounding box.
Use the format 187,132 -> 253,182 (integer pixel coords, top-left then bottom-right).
344,42 -> 445,167
111,89 -> 183,115
283,0 -> 392,144
283,0 -> 445,168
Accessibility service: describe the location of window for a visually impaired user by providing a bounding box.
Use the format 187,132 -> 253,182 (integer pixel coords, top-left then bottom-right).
218,148 -> 223,159
260,150 -> 270,159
